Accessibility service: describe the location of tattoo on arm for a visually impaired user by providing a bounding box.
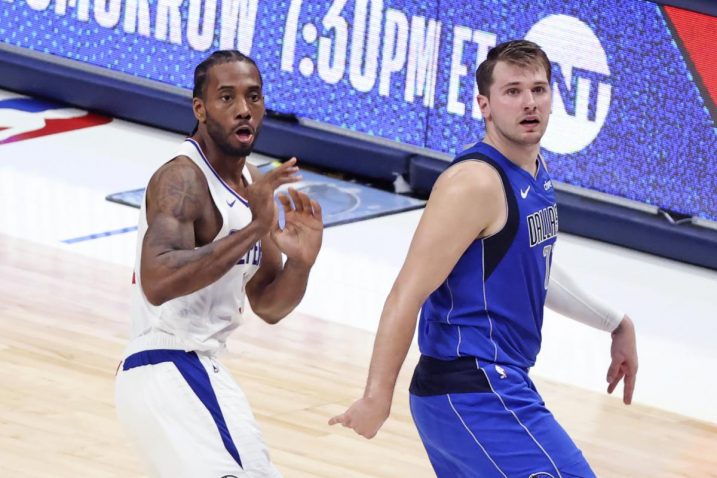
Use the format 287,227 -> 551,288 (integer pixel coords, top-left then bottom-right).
144,159 -> 208,259
153,161 -> 205,221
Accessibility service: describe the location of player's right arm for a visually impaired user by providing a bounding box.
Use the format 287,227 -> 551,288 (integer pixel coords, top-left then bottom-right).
139,156 -> 299,306
329,160 -> 505,438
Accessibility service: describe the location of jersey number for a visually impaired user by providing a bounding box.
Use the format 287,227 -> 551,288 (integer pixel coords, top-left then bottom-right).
543,244 -> 553,290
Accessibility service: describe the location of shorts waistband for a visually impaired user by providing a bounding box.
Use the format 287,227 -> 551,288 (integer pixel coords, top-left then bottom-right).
410,355 -> 491,396
123,332 -> 188,357
122,349 -> 195,371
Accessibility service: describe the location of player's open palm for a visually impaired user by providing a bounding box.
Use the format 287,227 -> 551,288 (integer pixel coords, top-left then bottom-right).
271,188 -> 323,266
247,158 -> 300,233
328,396 -> 391,439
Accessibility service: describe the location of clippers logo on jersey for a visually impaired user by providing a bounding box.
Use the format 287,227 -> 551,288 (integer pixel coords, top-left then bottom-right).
526,15 -> 612,154
527,205 -> 558,247
237,241 -> 262,266
0,97 -> 111,145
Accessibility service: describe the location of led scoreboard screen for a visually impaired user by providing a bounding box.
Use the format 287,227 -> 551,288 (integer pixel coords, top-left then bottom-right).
1,0 -> 715,221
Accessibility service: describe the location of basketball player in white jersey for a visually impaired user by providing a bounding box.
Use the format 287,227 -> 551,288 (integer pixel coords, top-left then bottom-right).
115,50 -> 323,477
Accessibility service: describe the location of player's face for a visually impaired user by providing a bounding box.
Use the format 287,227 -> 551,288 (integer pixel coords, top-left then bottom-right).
199,61 -> 265,157
478,61 -> 551,147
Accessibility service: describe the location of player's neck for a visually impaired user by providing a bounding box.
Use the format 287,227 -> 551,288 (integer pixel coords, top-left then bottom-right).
483,131 -> 540,177
192,135 -> 247,187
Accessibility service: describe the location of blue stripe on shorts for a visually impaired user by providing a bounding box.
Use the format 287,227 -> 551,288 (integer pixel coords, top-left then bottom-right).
123,349 -> 243,468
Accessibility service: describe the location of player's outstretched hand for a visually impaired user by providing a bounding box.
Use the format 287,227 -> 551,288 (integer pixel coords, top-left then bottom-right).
247,158 -> 301,233
607,315 -> 638,404
271,187 -> 323,267
328,396 -> 390,439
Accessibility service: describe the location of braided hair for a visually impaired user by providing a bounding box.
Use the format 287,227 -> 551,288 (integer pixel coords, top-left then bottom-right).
192,50 -> 263,99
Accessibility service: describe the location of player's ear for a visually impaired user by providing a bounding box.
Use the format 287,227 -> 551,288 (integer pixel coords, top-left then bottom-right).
477,94 -> 490,120
192,97 -> 206,122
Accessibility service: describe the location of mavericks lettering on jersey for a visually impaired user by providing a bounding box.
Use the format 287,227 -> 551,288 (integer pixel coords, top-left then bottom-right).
527,205 -> 558,247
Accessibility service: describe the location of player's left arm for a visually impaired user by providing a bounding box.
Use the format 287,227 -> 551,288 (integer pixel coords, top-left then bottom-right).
245,163 -> 323,324
545,262 -> 638,404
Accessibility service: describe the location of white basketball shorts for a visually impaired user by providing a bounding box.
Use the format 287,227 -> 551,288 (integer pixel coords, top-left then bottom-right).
115,349 -> 282,478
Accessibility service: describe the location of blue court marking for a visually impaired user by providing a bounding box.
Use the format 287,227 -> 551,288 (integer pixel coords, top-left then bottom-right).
0,97 -> 63,112
106,169 -> 425,228
62,226 -> 138,244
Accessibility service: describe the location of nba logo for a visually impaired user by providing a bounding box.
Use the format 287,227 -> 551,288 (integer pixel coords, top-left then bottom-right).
0,97 -> 111,145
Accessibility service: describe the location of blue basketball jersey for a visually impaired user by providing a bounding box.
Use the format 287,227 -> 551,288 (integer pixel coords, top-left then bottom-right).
418,142 -> 558,369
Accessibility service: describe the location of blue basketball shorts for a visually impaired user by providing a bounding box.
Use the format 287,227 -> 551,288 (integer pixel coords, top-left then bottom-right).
409,355 -> 596,478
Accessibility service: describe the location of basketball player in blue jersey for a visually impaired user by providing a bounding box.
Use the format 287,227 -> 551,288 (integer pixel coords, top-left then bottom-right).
330,40 -> 638,477
115,51 -> 323,477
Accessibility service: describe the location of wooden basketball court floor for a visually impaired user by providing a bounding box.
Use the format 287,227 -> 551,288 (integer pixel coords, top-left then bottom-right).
1,89 -> 716,477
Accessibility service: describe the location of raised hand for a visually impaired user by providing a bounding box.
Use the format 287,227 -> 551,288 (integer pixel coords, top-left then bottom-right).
246,158 -> 301,234
607,315 -> 638,404
328,395 -> 391,439
271,187 -> 323,267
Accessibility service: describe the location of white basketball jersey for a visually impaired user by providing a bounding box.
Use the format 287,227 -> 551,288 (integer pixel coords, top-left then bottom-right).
127,138 -> 261,356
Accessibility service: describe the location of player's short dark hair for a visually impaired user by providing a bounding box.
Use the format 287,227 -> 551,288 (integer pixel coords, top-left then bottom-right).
192,50 -> 263,99
475,40 -> 551,97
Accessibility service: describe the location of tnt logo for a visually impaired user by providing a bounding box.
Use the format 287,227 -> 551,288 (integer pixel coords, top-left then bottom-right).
0,97 -> 111,145
526,15 -> 612,154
